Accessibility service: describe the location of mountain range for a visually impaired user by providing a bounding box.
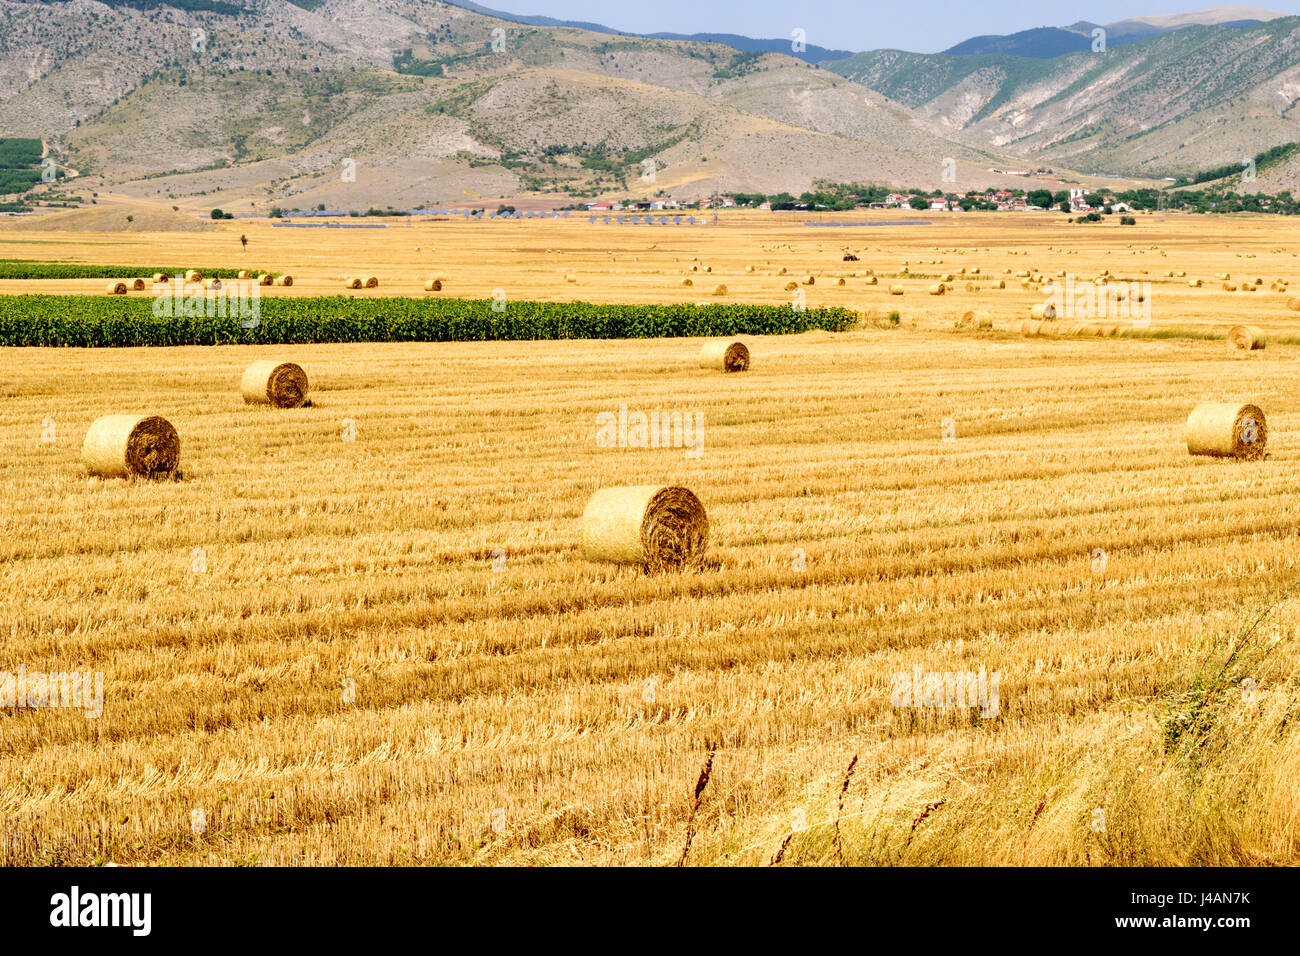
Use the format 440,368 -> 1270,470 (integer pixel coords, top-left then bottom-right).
1,1 -> 1298,213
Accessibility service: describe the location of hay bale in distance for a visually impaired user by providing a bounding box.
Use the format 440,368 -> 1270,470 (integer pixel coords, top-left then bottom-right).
151,273 -> 168,284
237,270 -> 252,280
185,270 -> 202,283
275,275 -> 294,287
425,279 -> 443,292
699,339 -> 749,372
1186,403 -> 1267,460
993,279 -> 1006,289
783,281 -> 798,291
241,360 -> 309,408
105,281 -> 127,295
802,275 -> 815,285
258,274 -> 274,286
129,278 -> 146,291
961,310 -> 992,330
1030,303 -> 1057,320
865,276 -> 878,285
889,285 -> 905,295
82,415 -> 180,479
682,278 -> 693,287
364,276 -> 379,288
1227,325 -> 1266,350
580,485 -> 709,571
344,277 -> 361,289
928,283 -> 945,295
711,283 -> 728,296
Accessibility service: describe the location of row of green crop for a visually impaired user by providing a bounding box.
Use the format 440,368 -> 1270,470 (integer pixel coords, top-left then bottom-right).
0,261 -> 271,280
0,296 -> 859,347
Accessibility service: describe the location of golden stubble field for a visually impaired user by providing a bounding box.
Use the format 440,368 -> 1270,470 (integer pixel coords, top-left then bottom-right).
3,210 -> 1300,337
2,211 -> 1300,866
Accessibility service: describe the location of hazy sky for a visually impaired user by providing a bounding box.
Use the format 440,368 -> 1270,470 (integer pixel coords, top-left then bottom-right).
475,1 -> 1300,54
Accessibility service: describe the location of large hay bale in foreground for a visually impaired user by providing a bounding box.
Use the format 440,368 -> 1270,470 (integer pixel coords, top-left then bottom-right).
185,270 -> 202,283
1227,325 -> 1266,350
961,309 -> 992,330
1030,303 -> 1056,320
83,415 -> 180,479
258,274 -> 274,286
237,270 -> 252,280
275,275 -> 294,287
344,277 -> 362,289
151,273 -> 168,284
928,283 -> 945,295
1186,403 -> 1267,460
241,361 -> 309,408
699,339 -> 749,372
580,486 -> 709,571
129,278 -> 146,291
425,278 -> 443,291
364,275 -> 379,288
105,281 -> 127,295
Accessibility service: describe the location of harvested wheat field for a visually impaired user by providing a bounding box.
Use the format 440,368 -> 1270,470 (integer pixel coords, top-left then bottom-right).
3,322 -> 1300,867
3,212 -> 1300,868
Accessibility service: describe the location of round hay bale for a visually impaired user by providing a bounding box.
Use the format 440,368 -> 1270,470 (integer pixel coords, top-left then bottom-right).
928,283 -> 945,295
129,278 -> 146,291
682,278 -> 694,287
783,281 -> 798,291
961,310 -> 992,329
258,274 -> 274,286
1188,279 -> 1202,287
364,276 -> 379,288
425,279 -> 443,292
711,283 -> 728,296
699,340 -> 749,372
1227,325 -> 1265,350
993,279 -> 1006,289
777,267 -> 787,275
344,277 -> 362,289
1222,282 -> 1238,292
703,266 -> 712,273
1287,297 -> 1300,312
152,273 -> 168,284
942,273 -> 955,282
865,276 -> 878,285
1186,403 -> 1267,460
241,360 -> 309,408
802,275 -> 815,285
204,278 -> 223,290
237,270 -> 252,280
889,285 -> 905,295
1175,270 -> 1186,277
275,275 -> 294,287
564,273 -> 577,284
82,415 -> 180,479
105,281 -> 127,295
835,277 -> 845,286
580,485 -> 709,571
185,270 -> 202,283
1030,303 -> 1057,320
744,265 -> 754,273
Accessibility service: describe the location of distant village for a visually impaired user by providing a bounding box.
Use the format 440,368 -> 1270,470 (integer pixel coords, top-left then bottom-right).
580,187 -> 1133,215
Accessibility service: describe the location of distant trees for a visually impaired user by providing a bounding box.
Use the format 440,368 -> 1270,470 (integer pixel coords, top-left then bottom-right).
909,196 -> 929,210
